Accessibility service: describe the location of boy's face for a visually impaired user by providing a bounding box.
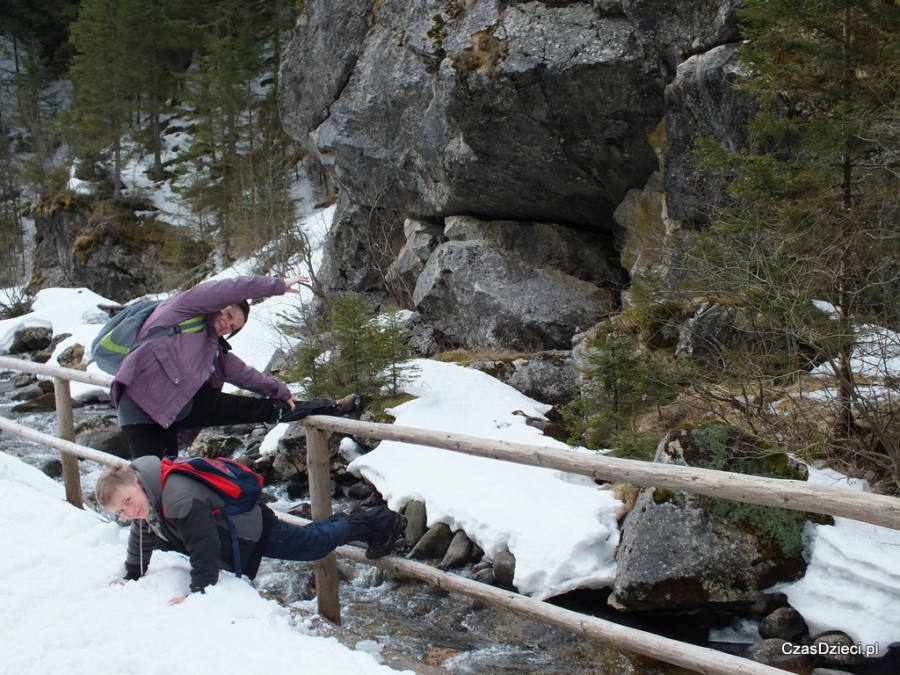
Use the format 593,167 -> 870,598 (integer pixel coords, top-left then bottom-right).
105,477 -> 151,520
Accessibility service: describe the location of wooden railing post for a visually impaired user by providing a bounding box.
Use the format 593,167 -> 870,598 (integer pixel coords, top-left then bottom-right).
54,377 -> 83,508
306,425 -> 341,624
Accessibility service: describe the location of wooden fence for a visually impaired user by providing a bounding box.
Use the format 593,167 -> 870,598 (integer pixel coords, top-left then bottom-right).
1,354 -> 896,675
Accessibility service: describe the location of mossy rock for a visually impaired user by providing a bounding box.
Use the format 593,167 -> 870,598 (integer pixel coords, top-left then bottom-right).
666,422 -> 828,560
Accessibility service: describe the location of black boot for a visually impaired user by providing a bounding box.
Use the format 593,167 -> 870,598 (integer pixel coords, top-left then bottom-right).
272,394 -> 360,423
345,505 -> 406,559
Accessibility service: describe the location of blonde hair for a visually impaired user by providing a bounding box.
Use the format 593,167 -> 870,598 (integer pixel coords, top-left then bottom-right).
95,464 -> 138,508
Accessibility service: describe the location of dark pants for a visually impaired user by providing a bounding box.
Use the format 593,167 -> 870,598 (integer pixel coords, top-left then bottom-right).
263,516 -> 353,561
122,388 -> 336,459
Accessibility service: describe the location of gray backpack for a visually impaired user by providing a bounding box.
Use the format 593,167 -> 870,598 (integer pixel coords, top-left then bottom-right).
91,300 -> 206,375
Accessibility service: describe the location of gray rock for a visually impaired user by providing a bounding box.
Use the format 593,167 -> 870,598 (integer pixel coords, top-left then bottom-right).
75,417 -> 131,460
56,343 -> 86,370
13,374 -> 34,387
413,239 -> 616,350
408,522 -> 453,560
280,0 -> 682,231
744,639 -> 814,672
505,351 -> 578,407
492,550 -> 516,588
610,424 -> 809,611
9,327 -> 53,354
663,43 -> 757,225
11,384 -> 44,401
759,607 -> 808,642
385,218 -> 447,306
12,393 -> 57,412
403,499 -> 428,549
440,529 -> 474,569
189,434 -> 245,460
470,567 -> 496,586
812,632 -> 865,668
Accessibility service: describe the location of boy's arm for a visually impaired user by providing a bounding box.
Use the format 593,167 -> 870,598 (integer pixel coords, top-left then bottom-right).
170,499 -> 222,594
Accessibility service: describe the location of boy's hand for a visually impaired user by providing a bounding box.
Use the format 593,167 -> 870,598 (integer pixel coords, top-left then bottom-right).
168,595 -> 187,605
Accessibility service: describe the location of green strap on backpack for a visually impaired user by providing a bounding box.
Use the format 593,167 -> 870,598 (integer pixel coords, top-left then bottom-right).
91,299 -> 206,375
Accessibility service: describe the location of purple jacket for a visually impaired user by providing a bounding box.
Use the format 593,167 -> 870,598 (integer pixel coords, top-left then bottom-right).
110,276 -> 292,428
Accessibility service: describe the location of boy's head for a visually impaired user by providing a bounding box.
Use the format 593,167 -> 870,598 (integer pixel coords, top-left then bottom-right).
95,464 -> 151,520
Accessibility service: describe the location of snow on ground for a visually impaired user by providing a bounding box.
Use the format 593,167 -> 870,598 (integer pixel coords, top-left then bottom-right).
775,466 -> 900,647
0,452 -> 410,675
348,359 -> 623,600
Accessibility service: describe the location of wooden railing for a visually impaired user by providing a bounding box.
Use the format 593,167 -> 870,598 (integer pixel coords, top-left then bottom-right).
1,354 -> 896,675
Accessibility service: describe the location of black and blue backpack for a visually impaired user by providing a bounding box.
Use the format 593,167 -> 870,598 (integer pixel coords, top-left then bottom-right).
91,299 -> 206,375
160,457 -> 264,578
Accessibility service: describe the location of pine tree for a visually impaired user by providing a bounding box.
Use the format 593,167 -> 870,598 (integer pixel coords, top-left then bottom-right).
285,296 -> 418,402
574,323 -> 675,457
69,0 -> 147,195
693,0 -> 900,479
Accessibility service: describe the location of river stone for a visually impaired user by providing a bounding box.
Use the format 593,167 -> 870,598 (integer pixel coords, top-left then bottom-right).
75,417 -> 131,460
189,432 -> 245,460
11,384 -> 44,401
9,326 -> 52,354
403,499 -> 428,548
42,458 -> 63,479
812,632 -> 865,668
744,639 -> 814,673
759,606 -> 808,642
439,529 -> 473,570
56,344 -> 86,370
12,393 -> 57,412
408,522 -> 453,560
492,550 -> 516,588
13,374 -> 34,387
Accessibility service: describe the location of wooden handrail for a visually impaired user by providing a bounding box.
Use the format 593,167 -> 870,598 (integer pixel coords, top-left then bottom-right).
0,415 -> 127,467
0,355 -> 113,388
302,415 -> 900,531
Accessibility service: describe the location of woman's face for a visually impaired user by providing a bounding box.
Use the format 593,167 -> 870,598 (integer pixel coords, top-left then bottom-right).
105,477 -> 151,520
214,304 -> 246,337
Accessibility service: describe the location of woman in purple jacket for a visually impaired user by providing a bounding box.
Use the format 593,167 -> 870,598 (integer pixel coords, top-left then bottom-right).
110,275 -> 358,459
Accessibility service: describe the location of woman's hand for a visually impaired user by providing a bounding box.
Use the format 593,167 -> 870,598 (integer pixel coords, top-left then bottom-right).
283,275 -> 310,293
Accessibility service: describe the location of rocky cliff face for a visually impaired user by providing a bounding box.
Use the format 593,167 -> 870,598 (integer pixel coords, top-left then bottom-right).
279,0 -> 747,350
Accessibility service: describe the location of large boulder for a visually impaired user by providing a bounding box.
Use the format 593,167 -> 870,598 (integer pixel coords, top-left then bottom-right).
610,423 -> 816,611
280,0 -> 742,232
410,215 -> 620,350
